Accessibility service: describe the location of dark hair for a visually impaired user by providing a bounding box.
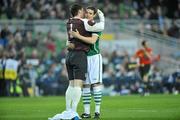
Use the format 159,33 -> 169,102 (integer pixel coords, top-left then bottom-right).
70,4 -> 83,17
86,6 -> 97,15
141,40 -> 147,47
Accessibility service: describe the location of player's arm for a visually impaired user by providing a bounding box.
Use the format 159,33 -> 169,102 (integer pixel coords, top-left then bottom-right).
83,9 -> 105,32
132,50 -> 141,67
133,51 -> 139,59
70,29 -> 98,44
66,21 -> 75,49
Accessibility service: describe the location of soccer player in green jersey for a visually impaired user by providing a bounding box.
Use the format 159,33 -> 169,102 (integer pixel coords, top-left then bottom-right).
70,7 -> 104,119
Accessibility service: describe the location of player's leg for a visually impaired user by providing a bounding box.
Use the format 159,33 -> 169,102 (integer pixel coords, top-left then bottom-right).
5,79 -> 11,96
90,54 -> 103,118
65,54 -> 74,111
81,84 -> 91,118
139,64 -> 151,96
71,79 -> 83,112
92,83 -> 102,119
81,55 -> 91,118
139,65 -> 146,96
143,64 -> 151,96
65,85 -> 73,111
65,72 -> 84,112
71,51 -> 87,112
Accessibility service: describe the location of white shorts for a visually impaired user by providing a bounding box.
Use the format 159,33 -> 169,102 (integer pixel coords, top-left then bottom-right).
84,54 -> 102,85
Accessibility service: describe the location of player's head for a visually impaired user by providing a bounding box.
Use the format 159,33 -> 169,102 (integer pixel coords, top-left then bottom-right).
85,6 -> 97,20
70,4 -> 84,18
141,40 -> 148,48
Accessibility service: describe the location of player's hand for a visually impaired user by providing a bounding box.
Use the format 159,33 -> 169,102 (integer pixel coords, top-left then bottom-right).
66,41 -> 75,49
157,54 -> 160,61
97,9 -> 105,22
69,29 -> 80,38
97,9 -> 104,16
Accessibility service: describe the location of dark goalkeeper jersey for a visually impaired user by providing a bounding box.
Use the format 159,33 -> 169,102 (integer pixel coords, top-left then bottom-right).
67,18 -> 91,52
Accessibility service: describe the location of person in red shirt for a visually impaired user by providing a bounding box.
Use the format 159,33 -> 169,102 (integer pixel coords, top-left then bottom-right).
135,41 -> 152,80
134,40 -> 160,96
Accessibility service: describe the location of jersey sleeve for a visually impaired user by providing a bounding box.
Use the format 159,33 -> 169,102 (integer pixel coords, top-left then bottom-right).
82,12 -> 105,32
136,50 -> 144,58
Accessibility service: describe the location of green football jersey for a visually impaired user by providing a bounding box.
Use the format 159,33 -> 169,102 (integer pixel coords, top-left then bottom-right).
87,32 -> 102,56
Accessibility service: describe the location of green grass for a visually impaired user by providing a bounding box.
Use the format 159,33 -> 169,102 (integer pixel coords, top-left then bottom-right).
0,95 -> 180,120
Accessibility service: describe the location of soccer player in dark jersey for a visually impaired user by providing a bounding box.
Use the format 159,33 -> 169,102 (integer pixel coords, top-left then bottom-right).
65,4 -> 92,116
70,7 -> 104,119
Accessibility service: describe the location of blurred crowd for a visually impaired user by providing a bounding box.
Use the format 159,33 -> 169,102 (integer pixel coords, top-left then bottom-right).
0,26 -> 68,96
0,26 -> 180,97
136,19 -> 180,39
0,0 -> 180,20
1,0 -> 180,39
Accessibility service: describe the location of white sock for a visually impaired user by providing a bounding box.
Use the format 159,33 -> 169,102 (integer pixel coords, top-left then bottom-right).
65,86 -> 73,111
72,87 -> 82,112
82,87 -> 91,114
93,86 -> 102,113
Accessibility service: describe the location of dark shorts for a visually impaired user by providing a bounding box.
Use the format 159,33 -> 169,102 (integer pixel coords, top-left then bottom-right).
139,64 -> 151,79
66,50 -> 87,80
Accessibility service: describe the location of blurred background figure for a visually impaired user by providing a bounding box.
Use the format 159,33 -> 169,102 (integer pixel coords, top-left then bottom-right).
0,49 -> 6,96
133,40 -> 160,96
4,51 -> 19,96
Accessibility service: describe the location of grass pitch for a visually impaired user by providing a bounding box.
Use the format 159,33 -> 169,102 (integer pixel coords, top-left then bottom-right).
0,95 -> 180,120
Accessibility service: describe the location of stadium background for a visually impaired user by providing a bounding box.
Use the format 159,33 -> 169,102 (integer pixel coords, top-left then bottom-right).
0,0 -> 180,120
0,0 -> 180,97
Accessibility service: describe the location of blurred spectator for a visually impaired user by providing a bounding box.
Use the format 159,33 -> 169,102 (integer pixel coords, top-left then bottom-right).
0,27 -> 10,48
149,66 -> 163,93
167,20 -> 180,38
19,65 -> 31,96
0,0 -> 179,20
171,67 -> 180,94
56,66 -> 68,95
0,49 -> 6,96
43,31 -> 56,53
5,51 -> 19,96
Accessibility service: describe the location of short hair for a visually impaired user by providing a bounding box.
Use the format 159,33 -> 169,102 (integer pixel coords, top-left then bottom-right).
86,6 -> 97,15
141,40 -> 147,47
70,4 -> 83,17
